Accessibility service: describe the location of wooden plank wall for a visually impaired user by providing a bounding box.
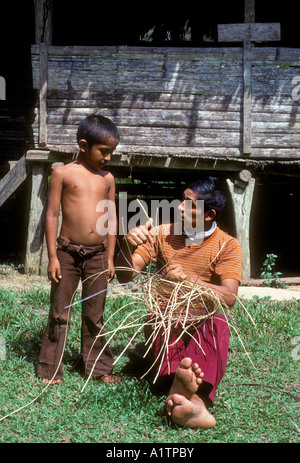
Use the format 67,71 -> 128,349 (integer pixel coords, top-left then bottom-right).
31,45 -> 300,161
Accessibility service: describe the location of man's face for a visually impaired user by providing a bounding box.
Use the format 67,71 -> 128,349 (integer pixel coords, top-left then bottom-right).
177,188 -> 203,231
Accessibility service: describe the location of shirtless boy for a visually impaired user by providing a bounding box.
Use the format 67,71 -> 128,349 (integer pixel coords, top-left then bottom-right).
37,114 -> 121,385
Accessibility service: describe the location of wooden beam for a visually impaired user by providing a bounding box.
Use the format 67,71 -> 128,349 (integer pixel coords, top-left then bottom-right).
33,0 -> 53,45
24,163 -> 48,274
243,0 -> 255,155
26,149 -> 75,163
217,23 -> 281,43
226,171 -> 256,279
0,76 -> 6,100
0,155 -> 31,208
24,149 -> 300,176
243,40 -> 252,155
39,43 -> 48,147
218,3 -> 280,156
218,0 -> 281,157
33,1 -> 52,148
245,0 -> 255,24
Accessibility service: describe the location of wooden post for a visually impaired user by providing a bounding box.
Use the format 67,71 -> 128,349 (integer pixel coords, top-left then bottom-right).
226,170 -> 255,280
25,163 -> 48,274
39,43 -> 48,147
243,0 -> 254,154
218,0 -> 281,155
33,0 -> 53,147
218,0 -> 280,279
0,155 -> 32,208
34,0 -> 53,45
0,76 -> 6,101
23,2 -> 53,273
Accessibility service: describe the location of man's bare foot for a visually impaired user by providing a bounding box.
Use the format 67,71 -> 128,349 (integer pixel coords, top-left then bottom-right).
168,357 -> 204,399
97,374 -> 121,385
41,378 -> 62,385
165,357 -> 216,429
166,393 -> 216,429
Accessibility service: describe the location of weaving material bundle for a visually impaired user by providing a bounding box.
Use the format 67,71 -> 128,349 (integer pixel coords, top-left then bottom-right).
145,274 -> 229,326
128,274 -> 229,382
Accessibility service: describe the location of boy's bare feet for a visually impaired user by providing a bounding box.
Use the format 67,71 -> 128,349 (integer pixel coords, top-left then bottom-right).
41,378 -> 62,385
165,357 -> 216,430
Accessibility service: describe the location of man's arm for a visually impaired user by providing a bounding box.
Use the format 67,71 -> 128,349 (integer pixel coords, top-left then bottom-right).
45,167 -> 64,283
162,263 -> 239,307
116,219 -> 153,283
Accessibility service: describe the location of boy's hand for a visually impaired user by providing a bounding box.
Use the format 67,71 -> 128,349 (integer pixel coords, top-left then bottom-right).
47,257 -> 62,283
126,218 -> 153,248
107,259 -> 115,282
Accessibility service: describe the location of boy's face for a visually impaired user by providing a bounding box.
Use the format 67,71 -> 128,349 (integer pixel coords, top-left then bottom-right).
79,136 -> 119,170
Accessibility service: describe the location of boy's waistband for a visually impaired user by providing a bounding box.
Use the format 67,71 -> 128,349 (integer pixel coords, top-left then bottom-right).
57,237 -> 107,256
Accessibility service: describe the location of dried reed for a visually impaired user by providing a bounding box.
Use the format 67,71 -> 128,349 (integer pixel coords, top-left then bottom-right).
81,269 -> 241,389
0,265 -> 256,422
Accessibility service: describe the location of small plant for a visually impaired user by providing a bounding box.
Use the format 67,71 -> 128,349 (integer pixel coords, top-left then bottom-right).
260,254 -> 287,288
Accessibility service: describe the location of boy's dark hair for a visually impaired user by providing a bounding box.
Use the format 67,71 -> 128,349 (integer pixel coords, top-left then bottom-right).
186,176 -> 226,220
77,114 -> 119,146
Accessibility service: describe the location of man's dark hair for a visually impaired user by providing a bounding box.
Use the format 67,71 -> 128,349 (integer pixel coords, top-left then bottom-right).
186,176 -> 226,220
77,114 -> 119,146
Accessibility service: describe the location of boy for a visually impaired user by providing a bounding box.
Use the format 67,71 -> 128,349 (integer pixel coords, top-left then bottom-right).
37,114 -> 121,385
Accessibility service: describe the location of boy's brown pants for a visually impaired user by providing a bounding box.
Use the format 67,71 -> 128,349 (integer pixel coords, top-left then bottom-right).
37,238 -> 114,381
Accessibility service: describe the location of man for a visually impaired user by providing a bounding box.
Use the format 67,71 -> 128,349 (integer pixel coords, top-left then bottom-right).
116,176 -> 242,429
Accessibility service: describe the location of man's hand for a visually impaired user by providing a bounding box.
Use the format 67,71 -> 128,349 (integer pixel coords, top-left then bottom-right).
126,218 -> 153,248
47,257 -> 62,283
162,263 -> 187,282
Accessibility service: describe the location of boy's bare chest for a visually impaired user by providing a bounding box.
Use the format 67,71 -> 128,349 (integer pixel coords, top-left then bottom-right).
63,171 -> 108,198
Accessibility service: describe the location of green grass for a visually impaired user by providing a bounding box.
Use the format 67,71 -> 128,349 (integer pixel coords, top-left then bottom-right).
0,286 -> 299,443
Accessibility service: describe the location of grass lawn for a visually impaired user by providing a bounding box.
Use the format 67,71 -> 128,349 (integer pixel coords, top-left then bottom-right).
0,285 -> 299,444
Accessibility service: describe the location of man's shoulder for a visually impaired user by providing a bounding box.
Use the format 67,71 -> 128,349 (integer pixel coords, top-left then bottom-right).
214,227 -> 241,248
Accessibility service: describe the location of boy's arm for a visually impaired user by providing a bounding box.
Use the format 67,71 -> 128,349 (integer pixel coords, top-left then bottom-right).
106,173 -> 117,282
45,167 -> 64,283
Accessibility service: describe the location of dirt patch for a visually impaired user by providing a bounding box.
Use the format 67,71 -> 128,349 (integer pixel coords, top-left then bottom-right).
0,268 -> 50,291
238,285 -> 300,301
